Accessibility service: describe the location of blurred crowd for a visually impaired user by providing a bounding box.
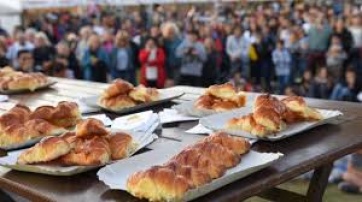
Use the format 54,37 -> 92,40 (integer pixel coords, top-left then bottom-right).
0,1 -> 361,103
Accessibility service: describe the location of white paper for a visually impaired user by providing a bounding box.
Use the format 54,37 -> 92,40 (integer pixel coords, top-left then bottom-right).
0,131 -> 158,176
159,108 -> 199,124
146,66 -> 158,80
111,111 -> 157,132
185,123 -> 213,134
200,108 -> 343,141
75,98 -> 100,114
97,146 -> 282,201
83,114 -> 112,126
0,95 -> 9,102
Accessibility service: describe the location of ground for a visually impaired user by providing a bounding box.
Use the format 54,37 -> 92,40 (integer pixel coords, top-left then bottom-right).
246,179 -> 362,202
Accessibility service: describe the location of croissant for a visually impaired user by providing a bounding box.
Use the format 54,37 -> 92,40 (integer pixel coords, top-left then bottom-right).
282,96 -> 322,122
50,101 -> 81,128
0,105 -> 31,131
59,131 -> 78,148
127,166 -> 190,202
226,114 -> 270,137
127,132 -> 251,201
0,69 -> 48,91
205,83 -> 237,101
108,132 -> 136,160
17,136 -> 71,165
169,148 -> 226,179
60,136 -> 111,166
163,161 -> 211,188
101,79 -> 134,99
129,85 -> 159,102
195,83 -> 247,112
98,94 -> 136,111
201,132 -> 251,155
75,118 -> 109,138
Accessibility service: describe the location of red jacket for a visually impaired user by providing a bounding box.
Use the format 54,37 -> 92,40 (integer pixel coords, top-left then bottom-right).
139,48 -> 166,88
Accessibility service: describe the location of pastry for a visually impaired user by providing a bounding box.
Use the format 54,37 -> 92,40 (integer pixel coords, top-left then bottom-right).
201,132 -> 251,155
60,136 -> 111,166
98,94 -> 136,110
129,85 -> 159,102
17,136 -> 71,165
101,79 -> 134,99
108,132 -> 136,160
75,118 -> 109,138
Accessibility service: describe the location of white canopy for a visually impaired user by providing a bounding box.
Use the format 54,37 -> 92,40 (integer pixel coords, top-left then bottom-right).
0,0 -> 22,14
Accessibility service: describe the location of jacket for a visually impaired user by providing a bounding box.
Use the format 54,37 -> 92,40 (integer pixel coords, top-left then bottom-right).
139,48 -> 166,88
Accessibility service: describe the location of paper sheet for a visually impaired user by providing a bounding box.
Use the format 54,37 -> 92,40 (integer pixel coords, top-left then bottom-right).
185,123 -> 213,134
159,108 -> 199,124
97,147 -> 283,201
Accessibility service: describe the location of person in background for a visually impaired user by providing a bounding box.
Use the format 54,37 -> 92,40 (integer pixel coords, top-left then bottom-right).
308,66 -> 334,99
54,42 -> 81,79
260,26 -> 275,92
110,30 -> 137,85
272,40 -> 292,94
176,29 -> 206,86
81,34 -> 109,82
17,50 -> 35,73
330,67 -> 361,102
299,69 -> 313,96
307,13 -> 332,73
101,30 -> 114,54
76,26 -> 92,62
161,22 -> 182,87
25,28 -> 37,45
139,37 -> 166,88
33,32 -> 55,73
0,37 -> 9,67
229,71 -> 253,92
349,14 -> 362,50
202,37 -> 220,87
6,32 -> 34,68
326,35 -> 347,80
226,27 -> 244,74
332,18 -> 353,54
249,32 -> 263,89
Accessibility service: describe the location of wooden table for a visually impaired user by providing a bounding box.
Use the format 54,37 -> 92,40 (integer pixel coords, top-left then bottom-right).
0,78 -> 361,202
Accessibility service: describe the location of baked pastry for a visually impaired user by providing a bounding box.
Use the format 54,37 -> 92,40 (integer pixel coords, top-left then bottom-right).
108,132 -> 136,160
129,85 -> 159,102
98,94 -> 136,111
50,101 -> 81,128
101,79 -> 134,99
126,132 -> 250,201
60,136 -> 111,166
17,136 -> 71,165
194,83 -> 247,112
75,118 -> 109,138
0,105 -> 31,131
0,120 -> 66,148
0,68 -> 49,91
226,114 -> 270,137
201,132 -> 251,155
282,96 -> 323,122
127,166 -> 190,202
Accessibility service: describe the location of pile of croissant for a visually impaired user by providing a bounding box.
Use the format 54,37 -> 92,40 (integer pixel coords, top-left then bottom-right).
0,101 -> 81,148
127,132 -> 250,201
194,83 -> 246,112
226,95 -> 323,137
0,67 -> 49,91
18,118 -> 138,166
98,79 -> 159,111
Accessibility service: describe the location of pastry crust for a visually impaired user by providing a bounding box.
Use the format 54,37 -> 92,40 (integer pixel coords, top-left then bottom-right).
17,136 -> 71,165
129,85 -> 159,102
101,79 -> 134,99
108,132 -> 135,160
0,68 -> 49,91
75,118 -> 109,138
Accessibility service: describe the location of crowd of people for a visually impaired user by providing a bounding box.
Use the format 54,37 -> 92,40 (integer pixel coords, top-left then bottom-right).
0,2 -> 361,102
0,0 -> 361,194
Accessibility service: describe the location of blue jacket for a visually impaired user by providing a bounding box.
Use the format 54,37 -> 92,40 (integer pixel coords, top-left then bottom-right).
81,48 -> 109,81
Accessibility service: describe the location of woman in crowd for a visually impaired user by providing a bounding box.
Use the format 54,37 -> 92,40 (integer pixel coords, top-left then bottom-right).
54,42 -> 81,79
76,26 -> 92,62
139,37 -> 166,88
326,35 -> 347,80
81,34 -> 109,82
272,40 -> 292,95
161,22 -> 182,87
33,32 -> 55,73
308,66 -> 334,99
202,37 -> 220,87
109,30 -> 138,85
330,67 -> 361,101
176,30 -> 206,86
0,37 -> 8,67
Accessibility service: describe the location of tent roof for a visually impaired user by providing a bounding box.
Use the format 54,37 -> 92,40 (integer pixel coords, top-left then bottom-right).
0,1 -> 22,14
